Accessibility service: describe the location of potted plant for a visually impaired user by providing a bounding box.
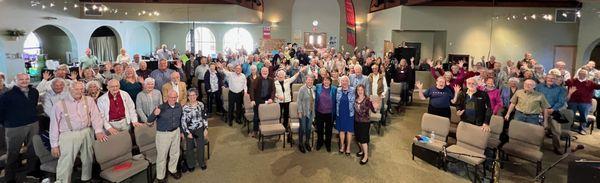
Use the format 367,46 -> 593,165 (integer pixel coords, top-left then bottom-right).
5,29 -> 26,41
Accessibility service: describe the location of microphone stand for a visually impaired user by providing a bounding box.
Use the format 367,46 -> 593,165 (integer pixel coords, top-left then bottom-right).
533,152 -> 570,182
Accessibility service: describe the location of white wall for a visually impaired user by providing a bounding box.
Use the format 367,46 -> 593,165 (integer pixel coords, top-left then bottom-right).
291,0 -> 340,48
367,8 -> 401,56
576,2 -> 600,67
0,0 -> 159,79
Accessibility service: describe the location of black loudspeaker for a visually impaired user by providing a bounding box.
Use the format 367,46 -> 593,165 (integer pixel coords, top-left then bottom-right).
568,160 -> 600,183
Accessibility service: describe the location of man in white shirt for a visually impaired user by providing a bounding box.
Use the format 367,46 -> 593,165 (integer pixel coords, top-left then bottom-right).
42,78 -> 70,116
221,64 -> 247,126
156,44 -> 172,61
97,79 -> 142,135
555,61 -> 572,81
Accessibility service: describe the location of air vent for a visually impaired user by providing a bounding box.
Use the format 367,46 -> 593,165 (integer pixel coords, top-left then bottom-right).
555,9 -> 578,23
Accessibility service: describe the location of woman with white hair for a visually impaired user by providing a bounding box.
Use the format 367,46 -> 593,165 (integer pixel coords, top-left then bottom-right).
499,77 -> 520,116
85,80 -> 104,102
275,67 -> 305,143
116,48 -> 131,64
336,76 -> 355,155
136,78 -> 163,124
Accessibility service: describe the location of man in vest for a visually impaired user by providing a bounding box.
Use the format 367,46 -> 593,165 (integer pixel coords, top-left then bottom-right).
367,64 -> 388,124
50,81 -> 105,182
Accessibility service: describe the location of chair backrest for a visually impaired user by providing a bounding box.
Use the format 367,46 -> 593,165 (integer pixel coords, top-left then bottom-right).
456,122 -> 490,154
450,106 -> 460,124
508,120 -> 545,150
369,95 -> 382,112
292,91 -> 299,102
289,102 -> 299,119
133,124 -> 157,155
390,82 -> 401,95
243,93 -> 252,110
221,87 -> 229,101
292,84 -> 303,92
489,115 -> 504,137
32,135 -> 55,164
420,113 -> 450,142
93,132 -> 133,170
258,103 -> 281,125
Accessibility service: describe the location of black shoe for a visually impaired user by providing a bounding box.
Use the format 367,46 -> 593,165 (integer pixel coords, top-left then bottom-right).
339,149 -> 344,154
170,172 -> 182,180
326,146 -> 331,152
287,135 -> 293,144
299,145 -> 306,153
157,178 -> 167,183
305,144 -> 312,152
228,122 -> 233,126
360,158 -> 369,165
200,165 -> 207,170
188,167 -> 195,172
345,152 -> 351,156
316,143 -> 323,151
356,151 -> 364,157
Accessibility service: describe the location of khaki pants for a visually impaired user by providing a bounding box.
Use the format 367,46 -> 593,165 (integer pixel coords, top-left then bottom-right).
56,128 -> 94,183
109,119 -> 130,131
548,120 -> 562,150
155,129 -> 180,180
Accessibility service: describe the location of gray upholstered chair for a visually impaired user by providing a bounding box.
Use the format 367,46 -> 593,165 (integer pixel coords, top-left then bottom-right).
500,120 -> 545,181
93,132 -> 149,183
487,115 -> 504,149
369,95 -> 383,135
258,103 -> 286,150
449,106 -> 461,136
412,113 -> 450,168
133,124 -> 157,181
446,122 -> 491,182
289,102 -> 300,146
388,82 -> 402,113
32,135 -> 58,175
243,93 -> 253,134
559,109 -> 576,153
221,87 -> 229,121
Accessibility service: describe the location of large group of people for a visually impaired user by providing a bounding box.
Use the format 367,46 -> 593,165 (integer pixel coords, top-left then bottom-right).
0,41 -> 599,182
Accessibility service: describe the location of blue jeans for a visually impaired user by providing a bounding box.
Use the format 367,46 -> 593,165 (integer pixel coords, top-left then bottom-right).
514,111 -> 541,125
568,102 -> 592,131
299,116 -> 312,145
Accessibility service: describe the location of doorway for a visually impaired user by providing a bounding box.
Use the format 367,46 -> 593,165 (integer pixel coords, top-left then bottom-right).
554,45 -> 577,74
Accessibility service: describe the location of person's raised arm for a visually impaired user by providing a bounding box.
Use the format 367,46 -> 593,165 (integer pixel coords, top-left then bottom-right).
450,85 -> 461,104
416,81 -> 426,100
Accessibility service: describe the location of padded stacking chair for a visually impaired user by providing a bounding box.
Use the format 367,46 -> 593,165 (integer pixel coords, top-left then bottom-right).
94,132 -> 149,183
258,103 -> 286,150
133,124 -> 157,181
487,115 -> 504,149
449,106 -> 461,136
221,87 -> 230,122
32,135 -> 58,176
243,94 -> 254,134
446,122 -> 491,182
559,109 -> 576,153
369,95 -> 383,135
292,83 -> 302,102
412,113 -> 450,168
289,102 -> 300,146
500,120 -> 545,182
388,82 -> 402,114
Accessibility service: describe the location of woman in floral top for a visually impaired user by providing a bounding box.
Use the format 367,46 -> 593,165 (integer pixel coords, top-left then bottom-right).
354,84 -> 378,165
181,88 -> 208,171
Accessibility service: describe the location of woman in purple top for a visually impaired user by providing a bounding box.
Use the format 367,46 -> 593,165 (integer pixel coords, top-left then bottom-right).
481,77 -> 503,115
315,76 -> 337,152
354,84 -> 378,165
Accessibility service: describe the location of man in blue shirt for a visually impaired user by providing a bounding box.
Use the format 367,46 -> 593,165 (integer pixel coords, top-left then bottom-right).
148,90 -> 183,182
535,73 -> 566,155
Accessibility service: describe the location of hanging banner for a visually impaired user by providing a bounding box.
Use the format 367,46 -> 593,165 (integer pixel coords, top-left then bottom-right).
263,26 -> 271,39
345,0 -> 357,47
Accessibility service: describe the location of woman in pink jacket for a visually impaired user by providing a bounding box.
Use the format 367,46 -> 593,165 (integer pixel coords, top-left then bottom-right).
480,77 -> 503,115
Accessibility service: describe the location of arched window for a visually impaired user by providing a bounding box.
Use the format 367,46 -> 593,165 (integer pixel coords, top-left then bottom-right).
23,33 -> 41,55
185,27 -> 216,56
223,27 -> 253,53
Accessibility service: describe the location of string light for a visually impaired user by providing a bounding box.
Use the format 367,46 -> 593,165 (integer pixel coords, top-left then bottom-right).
125,12 -> 128,15
73,3 -> 78,8
49,2 -> 54,7
92,4 -> 97,10
531,14 -> 536,19
63,6 -> 67,11
576,11 -> 581,18
41,4 -> 46,9
562,12 -> 568,17
83,7 -> 88,12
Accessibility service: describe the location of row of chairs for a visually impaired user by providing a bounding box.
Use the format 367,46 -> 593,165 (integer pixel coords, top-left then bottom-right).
412,113 -> 548,182
32,125 -> 210,182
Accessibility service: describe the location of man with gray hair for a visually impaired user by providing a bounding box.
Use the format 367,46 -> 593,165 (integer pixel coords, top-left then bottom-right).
554,61 -> 571,81
0,73 -> 39,183
149,89 -> 183,182
505,79 -> 550,126
136,77 -> 163,123
50,81 -> 105,182
42,78 -> 70,116
97,79 -> 141,135
37,64 -> 73,94
349,65 -> 370,94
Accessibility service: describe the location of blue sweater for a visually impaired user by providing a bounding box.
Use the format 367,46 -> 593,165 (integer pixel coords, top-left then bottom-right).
535,83 -> 566,111
424,86 -> 454,108
0,86 -> 39,128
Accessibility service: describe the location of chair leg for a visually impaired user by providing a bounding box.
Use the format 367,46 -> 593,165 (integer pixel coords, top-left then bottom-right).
147,164 -> 152,183
564,137 -> 570,154
536,161 -> 544,182
283,134 -> 286,148
207,141 -> 210,160
591,121 -> 594,135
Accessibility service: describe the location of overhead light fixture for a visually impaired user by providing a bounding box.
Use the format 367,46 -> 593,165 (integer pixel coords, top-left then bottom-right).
50,2 -> 54,7
125,12 -> 128,15
42,4 -> 46,9
63,6 -> 67,11
142,10 -> 146,15
73,4 -> 78,8
562,12 -> 568,17
531,14 -> 536,19
576,11 -> 581,18
84,7 -> 88,12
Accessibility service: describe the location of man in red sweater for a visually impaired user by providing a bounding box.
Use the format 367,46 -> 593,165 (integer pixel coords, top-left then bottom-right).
566,69 -> 600,134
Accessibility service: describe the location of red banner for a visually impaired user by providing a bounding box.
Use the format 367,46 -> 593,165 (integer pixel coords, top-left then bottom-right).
345,0 -> 357,47
263,26 -> 271,39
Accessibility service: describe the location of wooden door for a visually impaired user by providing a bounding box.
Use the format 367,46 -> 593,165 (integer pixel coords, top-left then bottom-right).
554,45 -> 577,74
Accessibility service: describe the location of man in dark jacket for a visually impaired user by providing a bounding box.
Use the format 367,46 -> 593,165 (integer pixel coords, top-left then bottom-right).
454,78 -> 492,131
250,67 -> 275,136
204,63 -> 224,115
0,73 -> 40,183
